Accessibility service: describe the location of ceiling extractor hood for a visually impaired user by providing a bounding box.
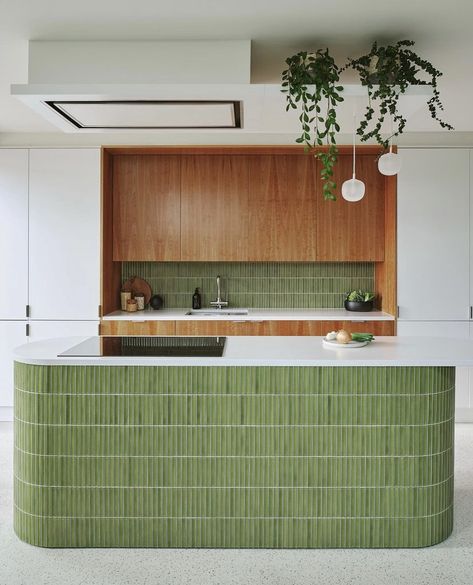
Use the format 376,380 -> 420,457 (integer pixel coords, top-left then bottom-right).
11,40 -> 434,135
11,41 -> 252,132
44,100 -> 242,129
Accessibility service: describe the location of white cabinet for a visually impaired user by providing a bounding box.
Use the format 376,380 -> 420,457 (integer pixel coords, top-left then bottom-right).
27,320 -> 99,341
397,321 -> 470,339
397,149 -> 473,419
0,320 -> 98,419
0,149 -> 28,319
397,148 -> 470,321
29,149 -> 101,320
0,148 -> 102,422
397,321 -> 471,415
0,321 -> 28,419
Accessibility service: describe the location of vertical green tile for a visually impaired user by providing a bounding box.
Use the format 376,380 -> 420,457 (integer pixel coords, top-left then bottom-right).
14,363 -> 454,548
121,261 -> 375,309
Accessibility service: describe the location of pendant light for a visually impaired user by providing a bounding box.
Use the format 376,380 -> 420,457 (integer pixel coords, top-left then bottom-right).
378,116 -> 402,176
378,144 -> 402,176
342,111 -> 365,202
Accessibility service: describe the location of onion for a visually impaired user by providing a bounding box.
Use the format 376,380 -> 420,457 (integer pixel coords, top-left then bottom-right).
336,329 -> 351,344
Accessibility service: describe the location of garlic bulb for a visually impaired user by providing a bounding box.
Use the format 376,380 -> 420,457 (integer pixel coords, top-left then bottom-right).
325,331 -> 338,341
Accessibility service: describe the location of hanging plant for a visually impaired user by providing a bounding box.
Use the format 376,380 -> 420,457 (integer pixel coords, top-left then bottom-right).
282,49 -> 344,200
345,40 -> 453,149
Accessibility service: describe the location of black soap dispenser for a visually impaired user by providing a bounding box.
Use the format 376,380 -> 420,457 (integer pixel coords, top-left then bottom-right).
192,288 -> 202,310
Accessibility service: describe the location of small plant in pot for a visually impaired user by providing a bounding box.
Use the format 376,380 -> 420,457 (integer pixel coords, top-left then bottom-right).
344,290 -> 375,312
282,48 -> 344,200
344,40 -> 453,149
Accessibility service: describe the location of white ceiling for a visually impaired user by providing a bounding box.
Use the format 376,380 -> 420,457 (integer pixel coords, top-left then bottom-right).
1,0 -> 473,144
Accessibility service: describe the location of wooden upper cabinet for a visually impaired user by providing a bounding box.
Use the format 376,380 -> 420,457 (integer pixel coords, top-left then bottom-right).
112,155 -> 181,261
248,155 -> 318,261
181,155 -> 249,261
108,148 -> 389,264
316,154 -> 385,261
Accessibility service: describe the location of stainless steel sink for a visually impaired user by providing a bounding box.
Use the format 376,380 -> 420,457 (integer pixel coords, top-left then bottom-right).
186,309 -> 249,317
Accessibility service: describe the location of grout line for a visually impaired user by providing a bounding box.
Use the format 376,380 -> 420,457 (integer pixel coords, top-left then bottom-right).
14,385 -> 455,397
14,474 -> 453,490
14,416 -> 455,428
14,503 -> 453,521
14,445 -> 454,459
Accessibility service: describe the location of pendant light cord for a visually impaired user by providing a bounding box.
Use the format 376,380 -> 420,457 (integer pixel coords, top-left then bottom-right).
352,108 -> 356,178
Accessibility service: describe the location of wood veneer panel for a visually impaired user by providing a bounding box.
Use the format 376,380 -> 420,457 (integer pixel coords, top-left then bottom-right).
104,145 -> 385,156
101,149 -> 122,315
99,320 -> 176,336
316,155 -> 385,261
248,155 -> 318,261
375,174 -> 397,322
326,320 -> 394,336
181,155 -> 249,261
176,321 -> 271,336
112,155 -> 181,261
175,320 -> 394,336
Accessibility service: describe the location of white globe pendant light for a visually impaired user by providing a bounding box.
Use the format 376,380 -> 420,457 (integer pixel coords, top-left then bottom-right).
378,144 -> 402,176
342,113 -> 365,202
341,174 -> 366,202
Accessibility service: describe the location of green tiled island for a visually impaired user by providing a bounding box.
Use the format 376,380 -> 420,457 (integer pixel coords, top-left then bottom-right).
13,335 -> 463,549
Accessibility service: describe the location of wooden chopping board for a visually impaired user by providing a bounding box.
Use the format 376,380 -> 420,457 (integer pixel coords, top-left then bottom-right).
122,276 -> 152,305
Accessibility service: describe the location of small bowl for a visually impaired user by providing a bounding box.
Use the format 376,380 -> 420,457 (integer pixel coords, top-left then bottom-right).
149,294 -> 164,310
344,300 -> 374,312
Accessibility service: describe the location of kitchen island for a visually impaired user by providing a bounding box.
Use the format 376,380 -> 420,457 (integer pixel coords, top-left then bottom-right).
13,335 -> 466,548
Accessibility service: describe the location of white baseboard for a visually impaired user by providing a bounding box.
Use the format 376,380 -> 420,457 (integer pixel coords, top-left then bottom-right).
0,407 -> 13,422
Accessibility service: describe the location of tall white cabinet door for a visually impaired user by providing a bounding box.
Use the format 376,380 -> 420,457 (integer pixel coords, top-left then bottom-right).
0,149 -> 28,319
397,148 -> 470,321
29,149 -> 100,320
0,321 -> 28,418
27,320 -> 99,341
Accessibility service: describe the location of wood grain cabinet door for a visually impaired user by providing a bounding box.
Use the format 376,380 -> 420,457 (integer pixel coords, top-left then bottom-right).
112,155 -> 181,261
100,320 -> 176,336
316,154 -> 385,261
175,320 -> 394,336
181,155 -> 249,261
248,155 -> 318,261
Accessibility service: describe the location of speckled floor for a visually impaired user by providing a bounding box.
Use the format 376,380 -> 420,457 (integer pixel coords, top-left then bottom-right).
1,422 -> 473,585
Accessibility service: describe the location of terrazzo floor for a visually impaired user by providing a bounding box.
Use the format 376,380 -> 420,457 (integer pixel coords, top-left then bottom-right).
1,422 -> 473,585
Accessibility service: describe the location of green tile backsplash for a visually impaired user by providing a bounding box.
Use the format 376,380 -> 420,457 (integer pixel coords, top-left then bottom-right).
122,262 -> 375,309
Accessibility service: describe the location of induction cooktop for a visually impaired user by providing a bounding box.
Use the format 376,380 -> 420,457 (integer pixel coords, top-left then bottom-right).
58,336 -> 227,358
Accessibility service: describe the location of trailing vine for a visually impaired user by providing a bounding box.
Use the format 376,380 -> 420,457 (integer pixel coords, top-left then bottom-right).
345,40 -> 453,149
282,49 -> 344,200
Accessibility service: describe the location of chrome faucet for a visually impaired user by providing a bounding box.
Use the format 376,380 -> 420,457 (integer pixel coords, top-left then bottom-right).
210,275 -> 228,309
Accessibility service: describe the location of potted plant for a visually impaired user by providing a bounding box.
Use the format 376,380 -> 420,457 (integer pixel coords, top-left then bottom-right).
344,290 -> 375,312
344,40 -> 453,149
282,49 -> 344,200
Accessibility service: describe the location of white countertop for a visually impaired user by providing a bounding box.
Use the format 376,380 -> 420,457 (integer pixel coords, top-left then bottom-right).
13,335 -> 473,367
103,308 -> 395,321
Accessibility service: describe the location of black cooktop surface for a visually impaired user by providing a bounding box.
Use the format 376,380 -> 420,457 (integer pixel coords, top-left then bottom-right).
58,336 -> 227,358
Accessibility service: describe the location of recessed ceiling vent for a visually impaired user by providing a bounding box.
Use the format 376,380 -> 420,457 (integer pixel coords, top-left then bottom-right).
11,41 -> 251,133
45,100 -> 242,129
